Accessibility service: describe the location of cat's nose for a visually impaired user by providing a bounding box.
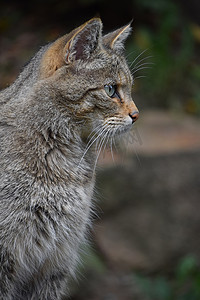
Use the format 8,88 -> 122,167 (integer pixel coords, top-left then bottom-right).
129,111 -> 139,123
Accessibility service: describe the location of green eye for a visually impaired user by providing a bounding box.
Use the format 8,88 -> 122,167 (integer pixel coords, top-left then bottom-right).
104,84 -> 116,98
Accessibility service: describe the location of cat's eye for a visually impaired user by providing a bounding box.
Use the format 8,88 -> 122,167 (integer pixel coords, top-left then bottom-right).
104,84 -> 117,98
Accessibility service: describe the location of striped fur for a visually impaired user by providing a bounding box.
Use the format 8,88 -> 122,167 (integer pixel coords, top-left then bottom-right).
0,18 -> 138,299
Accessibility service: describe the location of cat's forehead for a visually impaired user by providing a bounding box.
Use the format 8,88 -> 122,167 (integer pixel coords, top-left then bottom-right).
103,51 -> 133,85
76,50 -> 132,85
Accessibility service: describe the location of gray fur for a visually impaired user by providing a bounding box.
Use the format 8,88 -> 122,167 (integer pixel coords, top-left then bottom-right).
0,18 -> 138,299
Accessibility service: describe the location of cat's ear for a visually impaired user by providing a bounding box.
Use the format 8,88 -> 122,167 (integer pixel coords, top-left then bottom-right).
40,18 -> 102,78
103,23 -> 132,54
64,18 -> 102,63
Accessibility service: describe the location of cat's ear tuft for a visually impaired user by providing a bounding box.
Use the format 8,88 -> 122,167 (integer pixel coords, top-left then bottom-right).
103,22 -> 132,54
64,18 -> 102,63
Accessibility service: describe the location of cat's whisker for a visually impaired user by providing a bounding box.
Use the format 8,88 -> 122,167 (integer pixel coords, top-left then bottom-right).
87,123 -> 105,141
95,127 -> 108,154
95,136 -> 102,153
78,125 -> 108,168
88,123 -> 109,150
93,129 -> 109,171
102,128 -> 113,157
131,62 -> 154,71
129,48 -> 149,68
110,135 -> 115,163
132,143 -> 142,166
94,120 -> 113,149
85,127 -> 103,150
87,124 -> 107,149
131,55 -> 153,69
133,75 -> 147,81
123,129 -> 131,156
110,128 -> 119,152
131,66 -> 152,75
126,50 -> 137,60
95,127 -> 107,153
88,127 -> 106,149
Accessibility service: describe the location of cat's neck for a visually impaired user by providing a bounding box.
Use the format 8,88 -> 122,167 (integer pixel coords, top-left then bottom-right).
17,114 -> 95,182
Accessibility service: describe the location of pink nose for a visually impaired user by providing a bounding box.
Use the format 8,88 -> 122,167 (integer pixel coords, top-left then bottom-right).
129,111 -> 139,123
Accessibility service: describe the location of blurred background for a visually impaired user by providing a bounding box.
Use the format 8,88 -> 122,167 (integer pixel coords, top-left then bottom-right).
1,0 -> 200,299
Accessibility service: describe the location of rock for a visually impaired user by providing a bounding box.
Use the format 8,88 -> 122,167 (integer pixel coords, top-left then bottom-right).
95,150 -> 200,271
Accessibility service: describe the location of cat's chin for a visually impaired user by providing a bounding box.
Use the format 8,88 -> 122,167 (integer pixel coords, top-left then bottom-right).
114,124 -> 133,136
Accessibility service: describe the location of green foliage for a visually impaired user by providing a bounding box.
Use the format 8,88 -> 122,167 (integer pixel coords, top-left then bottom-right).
127,0 -> 200,114
134,275 -> 172,300
134,255 -> 200,300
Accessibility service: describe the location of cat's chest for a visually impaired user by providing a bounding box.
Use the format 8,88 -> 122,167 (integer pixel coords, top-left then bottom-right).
59,181 -> 94,214
31,138 -> 95,222
32,170 -> 95,221
48,181 -> 94,245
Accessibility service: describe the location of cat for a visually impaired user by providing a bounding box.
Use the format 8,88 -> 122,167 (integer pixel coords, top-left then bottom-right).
0,17 -> 139,299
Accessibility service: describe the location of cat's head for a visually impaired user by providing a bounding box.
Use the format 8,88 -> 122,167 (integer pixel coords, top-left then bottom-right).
40,18 -> 139,137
